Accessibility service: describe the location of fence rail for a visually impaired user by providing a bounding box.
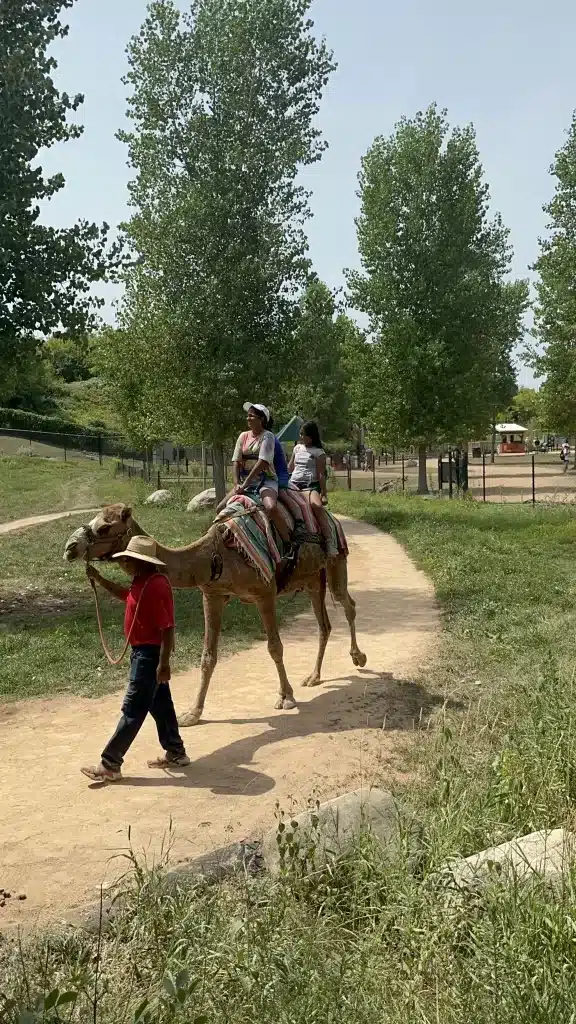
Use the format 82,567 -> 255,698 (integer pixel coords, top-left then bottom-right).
3,429 -> 576,506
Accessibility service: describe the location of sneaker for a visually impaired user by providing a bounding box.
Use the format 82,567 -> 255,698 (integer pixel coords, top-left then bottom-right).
147,754 -> 191,769
81,762 -> 122,783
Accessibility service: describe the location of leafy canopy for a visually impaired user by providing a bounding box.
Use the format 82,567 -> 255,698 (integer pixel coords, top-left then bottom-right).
347,105 -> 528,447
0,0 -> 119,402
533,111 -> 576,436
104,0 -> 335,453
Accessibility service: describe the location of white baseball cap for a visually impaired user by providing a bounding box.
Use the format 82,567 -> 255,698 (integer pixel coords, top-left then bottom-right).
243,402 -> 270,424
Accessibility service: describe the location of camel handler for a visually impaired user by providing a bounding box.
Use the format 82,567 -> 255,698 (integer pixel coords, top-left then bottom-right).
81,536 -> 190,783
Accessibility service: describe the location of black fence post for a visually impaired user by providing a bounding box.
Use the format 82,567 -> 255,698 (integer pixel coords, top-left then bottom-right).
392,447 -> 396,465
157,470 -> 161,490
462,452 -> 469,493
372,459 -> 376,493
482,451 -> 486,502
98,434 -> 103,466
401,453 -> 405,492
438,455 -> 443,491
532,454 -> 536,505
347,455 -> 352,491
63,435 -> 67,463
448,449 -> 453,499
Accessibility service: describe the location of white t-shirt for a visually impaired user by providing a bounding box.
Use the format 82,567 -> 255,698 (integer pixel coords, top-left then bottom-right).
290,443 -> 325,487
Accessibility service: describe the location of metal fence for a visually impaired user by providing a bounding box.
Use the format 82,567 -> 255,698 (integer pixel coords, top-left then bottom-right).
328,447 -> 576,505
3,429 -> 576,506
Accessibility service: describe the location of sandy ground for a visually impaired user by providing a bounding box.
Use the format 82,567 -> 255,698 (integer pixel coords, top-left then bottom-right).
0,509 -> 98,535
0,517 -> 439,931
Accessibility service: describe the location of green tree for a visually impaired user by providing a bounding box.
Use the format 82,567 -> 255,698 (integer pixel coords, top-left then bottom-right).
533,112 -> 576,441
347,105 -> 528,492
106,0 -> 335,497
277,280 -> 353,438
45,335 -> 95,383
0,0 -> 118,402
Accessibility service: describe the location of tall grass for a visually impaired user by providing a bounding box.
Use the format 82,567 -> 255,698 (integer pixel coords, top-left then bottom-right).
3,495 -> 576,1022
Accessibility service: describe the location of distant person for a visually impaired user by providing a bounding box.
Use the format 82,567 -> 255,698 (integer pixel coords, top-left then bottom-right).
561,441 -> 571,472
81,536 -> 189,783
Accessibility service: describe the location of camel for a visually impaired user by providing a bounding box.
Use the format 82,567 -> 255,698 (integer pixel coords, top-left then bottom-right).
63,503 -> 366,726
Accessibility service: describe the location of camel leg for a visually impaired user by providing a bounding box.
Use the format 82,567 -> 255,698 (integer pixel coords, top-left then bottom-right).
178,593 -> 228,727
256,597 -> 296,711
327,556 -> 367,669
302,579 -> 331,687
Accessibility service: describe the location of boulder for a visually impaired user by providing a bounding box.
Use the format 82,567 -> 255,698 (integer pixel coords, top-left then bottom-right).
145,489 -> 172,505
445,828 -> 575,893
187,487 -> 217,511
263,787 -> 419,877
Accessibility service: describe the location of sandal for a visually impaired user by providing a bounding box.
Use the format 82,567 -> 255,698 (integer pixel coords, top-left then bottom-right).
147,754 -> 191,769
81,763 -> 122,783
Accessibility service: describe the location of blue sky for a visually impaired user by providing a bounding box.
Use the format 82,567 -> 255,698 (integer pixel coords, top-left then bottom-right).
42,0 -> 576,387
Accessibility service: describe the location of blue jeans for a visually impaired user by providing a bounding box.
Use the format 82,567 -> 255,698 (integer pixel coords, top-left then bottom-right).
101,645 -> 186,770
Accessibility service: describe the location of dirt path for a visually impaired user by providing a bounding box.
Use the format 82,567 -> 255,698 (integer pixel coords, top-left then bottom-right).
0,508 -> 98,535
0,517 -> 440,930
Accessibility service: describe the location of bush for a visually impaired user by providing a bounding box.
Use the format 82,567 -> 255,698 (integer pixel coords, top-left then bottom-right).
0,407 -> 109,437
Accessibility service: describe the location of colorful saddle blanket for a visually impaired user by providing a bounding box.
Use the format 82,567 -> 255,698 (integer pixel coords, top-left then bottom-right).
214,491 -> 347,584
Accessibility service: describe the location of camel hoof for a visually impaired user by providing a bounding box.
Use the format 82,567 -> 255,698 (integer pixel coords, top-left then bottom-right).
178,710 -> 201,728
302,675 -> 321,688
274,697 -> 296,711
352,651 -> 367,668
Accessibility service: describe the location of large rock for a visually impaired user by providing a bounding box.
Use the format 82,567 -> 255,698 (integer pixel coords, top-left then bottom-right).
445,828 -> 575,893
145,489 -> 172,505
263,787 -> 419,877
187,487 -> 217,511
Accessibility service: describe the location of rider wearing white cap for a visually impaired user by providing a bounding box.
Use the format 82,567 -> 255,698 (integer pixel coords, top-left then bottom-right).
231,402 -> 290,543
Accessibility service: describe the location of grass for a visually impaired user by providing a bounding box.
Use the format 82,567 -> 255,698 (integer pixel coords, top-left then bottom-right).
0,456 -> 153,521
0,499 -> 305,702
3,493 -> 576,1021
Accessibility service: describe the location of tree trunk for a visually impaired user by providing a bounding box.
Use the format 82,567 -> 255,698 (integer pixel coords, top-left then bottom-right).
212,441 -> 227,503
417,443 -> 429,494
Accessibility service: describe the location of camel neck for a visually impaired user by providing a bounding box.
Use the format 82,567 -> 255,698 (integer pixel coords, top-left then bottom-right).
127,518 -> 215,589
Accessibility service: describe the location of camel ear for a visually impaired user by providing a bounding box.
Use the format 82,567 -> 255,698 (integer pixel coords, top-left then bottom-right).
121,506 -> 132,521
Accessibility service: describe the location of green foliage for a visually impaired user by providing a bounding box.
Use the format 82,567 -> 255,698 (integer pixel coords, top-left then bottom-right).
277,280 -> 353,437
44,335 -> 95,383
499,386 -> 541,428
347,105 -> 529,448
0,407 -> 104,435
103,0 -> 335,465
0,0 -> 120,397
533,112 -> 576,436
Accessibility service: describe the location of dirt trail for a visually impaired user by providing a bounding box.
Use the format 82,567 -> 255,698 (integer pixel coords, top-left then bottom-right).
0,509 -> 98,536
0,517 -> 440,930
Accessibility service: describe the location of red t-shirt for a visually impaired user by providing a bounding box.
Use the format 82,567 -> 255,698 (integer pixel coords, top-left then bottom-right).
123,573 -> 175,646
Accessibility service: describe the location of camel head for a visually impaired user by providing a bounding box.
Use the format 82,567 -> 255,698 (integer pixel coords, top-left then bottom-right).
63,504 -> 136,563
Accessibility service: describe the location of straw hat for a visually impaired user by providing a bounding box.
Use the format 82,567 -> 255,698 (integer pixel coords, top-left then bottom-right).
112,535 -> 166,567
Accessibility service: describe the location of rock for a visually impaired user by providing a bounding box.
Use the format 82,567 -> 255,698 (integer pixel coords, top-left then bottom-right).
444,828 -> 575,894
187,488 -> 217,512
16,892 -> 26,901
263,787 -> 419,877
144,489 -> 172,505
168,840 -> 264,884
